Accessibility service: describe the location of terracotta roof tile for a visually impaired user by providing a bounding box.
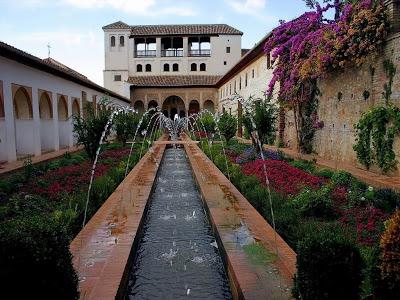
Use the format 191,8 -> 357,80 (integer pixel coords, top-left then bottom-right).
102,21 -> 131,30
103,22 -> 242,36
127,75 -> 222,87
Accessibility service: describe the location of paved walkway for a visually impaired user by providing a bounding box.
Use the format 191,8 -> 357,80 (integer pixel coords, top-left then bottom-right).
237,137 -> 400,193
0,146 -> 83,176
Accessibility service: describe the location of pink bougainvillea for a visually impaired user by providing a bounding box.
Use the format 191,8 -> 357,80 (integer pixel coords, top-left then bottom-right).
264,0 -> 390,104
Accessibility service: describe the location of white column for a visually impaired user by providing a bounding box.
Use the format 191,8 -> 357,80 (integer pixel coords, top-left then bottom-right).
3,81 -> 17,162
32,88 -> 42,156
156,37 -> 161,57
67,96 -> 73,147
183,37 -> 188,57
200,91 -> 204,111
52,92 -> 60,151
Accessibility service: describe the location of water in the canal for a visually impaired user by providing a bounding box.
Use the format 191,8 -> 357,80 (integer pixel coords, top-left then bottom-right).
125,148 -> 232,299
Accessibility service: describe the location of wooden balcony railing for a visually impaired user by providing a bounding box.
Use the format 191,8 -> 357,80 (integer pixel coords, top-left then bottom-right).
188,49 -> 211,57
135,50 -> 156,57
161,49 -> 184,57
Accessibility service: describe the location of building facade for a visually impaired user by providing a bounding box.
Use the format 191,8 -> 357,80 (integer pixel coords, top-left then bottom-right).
103,22 -> 243,116
0,42 -> 130,163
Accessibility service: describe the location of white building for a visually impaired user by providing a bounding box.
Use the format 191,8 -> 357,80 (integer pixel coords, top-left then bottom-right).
103,21 -> 243,99
0,41 -> 130,163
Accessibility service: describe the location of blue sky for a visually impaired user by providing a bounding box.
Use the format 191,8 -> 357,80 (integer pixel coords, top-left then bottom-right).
0,0 -> 310,85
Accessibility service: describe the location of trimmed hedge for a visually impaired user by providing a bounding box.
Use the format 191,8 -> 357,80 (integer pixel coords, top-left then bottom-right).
293,224 -> 362,300
0,215 -> 79,299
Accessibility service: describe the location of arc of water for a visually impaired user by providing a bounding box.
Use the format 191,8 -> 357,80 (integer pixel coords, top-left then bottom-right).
230,93 -> 279,257
82,108 -> 122,227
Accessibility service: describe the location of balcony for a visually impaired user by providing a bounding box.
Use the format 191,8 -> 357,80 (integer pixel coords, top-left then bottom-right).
135,50 -> 156,58
161,49 -> 184,57
188,49 -> 211,57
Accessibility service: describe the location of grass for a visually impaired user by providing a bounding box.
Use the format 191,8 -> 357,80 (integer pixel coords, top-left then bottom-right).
243,242 -> 277,266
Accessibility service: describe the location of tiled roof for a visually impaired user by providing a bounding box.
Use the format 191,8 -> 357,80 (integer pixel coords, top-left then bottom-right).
102,21 -> 131,30
127,75 -> 222,87
0,41 -> 130,103
103,22 -> 243,36
42,57 -> 88,80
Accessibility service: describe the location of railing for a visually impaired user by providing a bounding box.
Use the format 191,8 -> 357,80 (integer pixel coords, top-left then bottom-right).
161,49 -> 184,57
189,49 -> 211,57
135,50 -> 156,57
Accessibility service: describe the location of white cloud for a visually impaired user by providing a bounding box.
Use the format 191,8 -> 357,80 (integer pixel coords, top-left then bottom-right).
1,29 -> 104,85
63,0 -> 195,16
229,0 -> 267,15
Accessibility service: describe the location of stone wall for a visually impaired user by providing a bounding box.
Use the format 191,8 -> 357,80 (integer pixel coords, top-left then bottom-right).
284,32 -> 400,175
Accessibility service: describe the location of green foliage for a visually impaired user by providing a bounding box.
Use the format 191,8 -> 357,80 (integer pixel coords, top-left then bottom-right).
353,105 -> 400,173
0,215 -> 79,299
217,112 -> 237,142
291,185 -> 335,219
383,59 -> 396,105
90,175 -> 117,210
198,113 -> 216,135
23,157 -> 35,181
293,224 -> 362,300
315,168 -> 335,179
289,159 -> 316,174
73,102 -> 112,161
242,97 -> 277,147
243,242 -> 276,266
331,170 -> 353,187
373,188 -> 400,213
114,111 -> 140,145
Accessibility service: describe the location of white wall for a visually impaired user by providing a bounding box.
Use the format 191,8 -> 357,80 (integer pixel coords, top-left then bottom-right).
0,56 -> 130,163
218,54 -> 277,115
40,120 -> 54,151
0,120 -> 7,161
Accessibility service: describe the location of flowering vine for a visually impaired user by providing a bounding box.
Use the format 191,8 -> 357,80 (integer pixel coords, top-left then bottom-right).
264,0 -> 390,153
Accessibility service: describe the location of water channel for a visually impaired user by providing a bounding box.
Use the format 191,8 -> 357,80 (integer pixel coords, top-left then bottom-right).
125,147 -> 233,299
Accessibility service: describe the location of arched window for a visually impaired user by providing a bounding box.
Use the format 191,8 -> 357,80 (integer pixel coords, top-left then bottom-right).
72,99 -> 80,117
137,64 -> 143,72
13,87 -> 32,119
190,63 -> 197,71
39,92 -> 53,119
200,63 -> 206,71
120,36 -> 124,47
110,36 -> 116,47
163,64 -> 170,72
173,63 -> 179,72
58,96 -> 68,121
145,64 -> 152,72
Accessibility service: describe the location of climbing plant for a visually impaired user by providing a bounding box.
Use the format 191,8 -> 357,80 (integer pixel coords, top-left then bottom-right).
264,0 -> 390,153
353,105 -> 400,172
353,59 -> 399,173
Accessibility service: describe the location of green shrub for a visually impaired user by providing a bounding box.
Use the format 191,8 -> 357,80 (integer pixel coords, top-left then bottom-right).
290,160 -> 316,174
90,175 -> 116,209
315,168 -> 335,179
331,170 -> 353,187
198,113 -> 216,135
114,111 -> 140,145
0,179 -> 13,194
0,215 -> 79,299
293,224 -> 362,300
291,185 -> 335,219
73,101 -> 112,161
373,188 -> 400,213
218,112 -> 237,142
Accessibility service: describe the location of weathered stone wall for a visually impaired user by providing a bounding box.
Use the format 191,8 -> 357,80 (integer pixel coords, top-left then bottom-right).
284,33 -> 400,175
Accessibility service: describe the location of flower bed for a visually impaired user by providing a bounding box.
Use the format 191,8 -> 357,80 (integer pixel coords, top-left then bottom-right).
242,159 -> 324,195
203,141 -> 399,298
